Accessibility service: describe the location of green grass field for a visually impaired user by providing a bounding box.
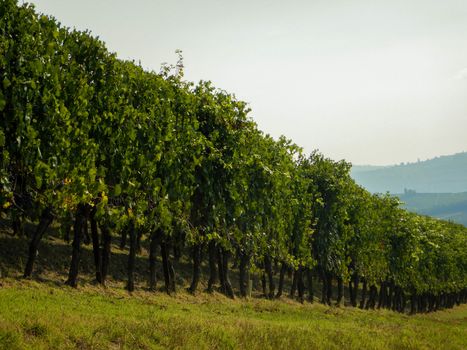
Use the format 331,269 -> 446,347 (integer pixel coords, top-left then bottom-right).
0,228 -> 466,350
0,279 -> 466,350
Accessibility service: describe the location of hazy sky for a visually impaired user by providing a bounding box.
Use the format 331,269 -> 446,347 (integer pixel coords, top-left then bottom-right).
28,0 -> 467,165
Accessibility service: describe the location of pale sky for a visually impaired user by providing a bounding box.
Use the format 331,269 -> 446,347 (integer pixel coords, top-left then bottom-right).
28,0 -> 467,165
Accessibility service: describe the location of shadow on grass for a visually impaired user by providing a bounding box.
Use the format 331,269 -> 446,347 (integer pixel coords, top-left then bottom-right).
0,222 -> 354,303
0,230 -> 190,290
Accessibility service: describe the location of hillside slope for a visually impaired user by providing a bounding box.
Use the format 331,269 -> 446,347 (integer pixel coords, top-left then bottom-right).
398,192 -> 467,226
351,152 -> 467,193
1,280 -> 466,350
1,231 -> 465,349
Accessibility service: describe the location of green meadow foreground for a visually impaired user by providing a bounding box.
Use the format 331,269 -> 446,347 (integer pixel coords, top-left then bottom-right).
0,279 -> 466,350
0,233 -> 466,349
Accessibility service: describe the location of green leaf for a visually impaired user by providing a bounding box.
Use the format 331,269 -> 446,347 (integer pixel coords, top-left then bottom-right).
0,91 -> 6,111
114,184 -> 122,196
88,167 -> 96,181
95,201 -> 106,218
35,173 -> 42,189
3,78 -> 11,89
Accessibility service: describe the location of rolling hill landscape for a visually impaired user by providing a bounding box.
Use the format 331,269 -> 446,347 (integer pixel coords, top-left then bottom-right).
1,2 -> 467,349
351,152 -> 467,226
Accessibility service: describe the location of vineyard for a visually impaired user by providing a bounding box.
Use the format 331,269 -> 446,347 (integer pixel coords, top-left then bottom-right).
1,0 -> 466,320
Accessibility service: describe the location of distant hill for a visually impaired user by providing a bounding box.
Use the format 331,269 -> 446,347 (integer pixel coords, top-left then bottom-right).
397,192 -> 467,226
351,152 -> 467,226
351,152 -> 467,193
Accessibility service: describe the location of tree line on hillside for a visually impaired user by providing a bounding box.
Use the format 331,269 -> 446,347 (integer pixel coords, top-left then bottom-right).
351,152 -> 467,194
1,1 -> 466,314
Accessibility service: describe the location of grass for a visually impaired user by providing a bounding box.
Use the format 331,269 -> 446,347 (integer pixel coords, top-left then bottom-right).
0,224 -> 466,349
0,279 -> 466,349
